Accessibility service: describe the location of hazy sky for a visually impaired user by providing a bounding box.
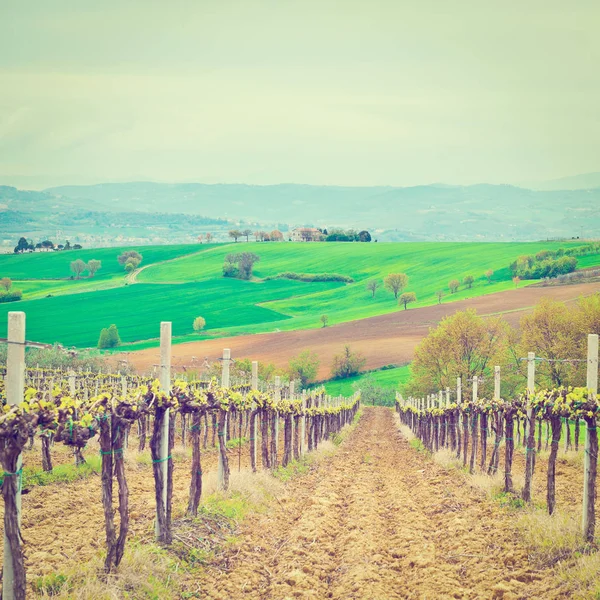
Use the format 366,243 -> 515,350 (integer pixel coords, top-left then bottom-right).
1,0 -> 599,189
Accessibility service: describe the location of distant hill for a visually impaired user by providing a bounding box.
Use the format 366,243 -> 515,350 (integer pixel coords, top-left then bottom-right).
45,181 -> 600,241
3,181 -> 600,246
529,172 -> 600,191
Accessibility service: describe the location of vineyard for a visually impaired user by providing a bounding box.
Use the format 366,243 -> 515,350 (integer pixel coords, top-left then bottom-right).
0,312 -> 359,599
397,335 -> 599,540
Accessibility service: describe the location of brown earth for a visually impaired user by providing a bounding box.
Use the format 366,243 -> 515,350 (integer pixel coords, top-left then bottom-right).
199,407 -> 569,599
0,408 -> 592,598
122,281 -> 600,378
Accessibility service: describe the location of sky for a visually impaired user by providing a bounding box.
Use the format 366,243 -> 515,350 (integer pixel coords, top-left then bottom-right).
0,0 -> 599,189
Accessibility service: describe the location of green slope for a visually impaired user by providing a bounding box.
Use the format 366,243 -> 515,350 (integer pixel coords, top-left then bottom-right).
1,241 -> 599,348
323,365 -> 411,396
0,278 -> 340,347
0,244 -> 212,280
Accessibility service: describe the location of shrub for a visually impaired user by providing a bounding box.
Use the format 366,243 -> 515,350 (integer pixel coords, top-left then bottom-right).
193,316 -> 206,332
331,345 -> 366,379
288,350 -> 320,387
0,290 -> 23,303
98,324 -> 121,349
118,250 -> 143,267
271,272 -> 354,283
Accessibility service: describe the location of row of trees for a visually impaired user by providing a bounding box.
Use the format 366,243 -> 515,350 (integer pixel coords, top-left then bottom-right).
14,237 -> 82,254
405,294 -> 600,397
70,259 -> 102,279
229,229 -> 284,242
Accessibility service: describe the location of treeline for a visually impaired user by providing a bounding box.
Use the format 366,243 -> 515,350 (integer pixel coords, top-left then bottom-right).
268,272 -> 354,283
510,243 -> 600,280
14,237 -> 82,254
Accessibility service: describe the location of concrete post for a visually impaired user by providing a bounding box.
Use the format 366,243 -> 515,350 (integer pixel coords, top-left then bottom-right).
218,349 -> 231,490
583,334 -> 599,539
156,322 -> 171,538
3,312 -> 25,600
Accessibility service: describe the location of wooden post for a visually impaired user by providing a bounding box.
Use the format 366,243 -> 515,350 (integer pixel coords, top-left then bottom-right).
68,370 -> 76,396
583,334 -> 599,541
3,312 -> 25,600
473,376 -> 478,403
445,388 -> 450,408
218,349 -> 231,490
156,322 -> 171,538
456,377 -> 462,405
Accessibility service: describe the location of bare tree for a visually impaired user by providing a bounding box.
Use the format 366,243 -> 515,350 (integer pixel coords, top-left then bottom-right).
0,277 -> 11,291
436,290 -> 444,304
463,275 -> 474,289
384,273 -> 409,299
513,276 -> 521,288
242,229 -> 252,242
205,233 -> 213,243
87,259 -> 102,277
228,230 -> 242,242
320,314 -> 329,328
70,259 -> 87,279
366,279 -> 380,298
485,269 -> 494,283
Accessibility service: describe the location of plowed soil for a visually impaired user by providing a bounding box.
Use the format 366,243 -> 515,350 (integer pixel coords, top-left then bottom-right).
199,408 -> 567,600
122,281 -> 600,378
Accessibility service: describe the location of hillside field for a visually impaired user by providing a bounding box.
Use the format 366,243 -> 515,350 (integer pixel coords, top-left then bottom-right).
322,365 -> 411,396
1,241 -> 599,348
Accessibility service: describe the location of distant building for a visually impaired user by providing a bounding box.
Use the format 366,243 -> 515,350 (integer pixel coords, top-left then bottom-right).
291,227 -> 324,242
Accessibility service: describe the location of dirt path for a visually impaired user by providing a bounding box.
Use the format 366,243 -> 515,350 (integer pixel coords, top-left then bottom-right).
122,281 -> 600,377
199,408 -> 564,600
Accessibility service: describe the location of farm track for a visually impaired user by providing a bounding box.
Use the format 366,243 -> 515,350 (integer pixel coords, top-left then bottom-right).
123,281 -> 600,377
199,408 -> 566,600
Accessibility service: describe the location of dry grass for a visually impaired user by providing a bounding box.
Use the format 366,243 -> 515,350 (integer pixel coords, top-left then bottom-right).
558,549 -> 600,599
394,414 -> 415,441
33,543 -> 181,599
517,508 -> 586,567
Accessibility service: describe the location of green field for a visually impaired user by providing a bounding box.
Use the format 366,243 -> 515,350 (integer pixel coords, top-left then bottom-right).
322,365 -> 411,396
1,241 -> 599,348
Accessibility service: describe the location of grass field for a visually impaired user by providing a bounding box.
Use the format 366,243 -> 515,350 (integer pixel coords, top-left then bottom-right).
1,241 -> 599,348
322,365 -> 411,396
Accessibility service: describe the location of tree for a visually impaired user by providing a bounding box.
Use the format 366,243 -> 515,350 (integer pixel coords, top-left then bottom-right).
70,259 -> 87,279
485,269 -> 494,284
87,259 -> 101,277
366,279 -> 380,298
513,276 -> 521,288
270,230 -> 284,242
242,229 -> 252,242
41,240 -> 54,251
14,237 -> 29,254
384,273 -> 409,299
463,275 -> 474,289
125,262 -> 135,273
406,309 -> 510,396
73,244 -> 82,250
288,350 -> 320,387
331,345 -> 366,379
98,324 -> 121,349
320,314 -> 329,328
118,251 -> 142,267
399,291 -> 417,310
205,233 -> 213,243
448,279 -> 460,294
436,290 -> 444,304
193,316 -> 206,332
358,230 -> 372,242
0,278 -> 11,292
238,252 -> 260,279
520,298 -> 579,387
229,230 -> 242,242
197,234 -> 204,243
